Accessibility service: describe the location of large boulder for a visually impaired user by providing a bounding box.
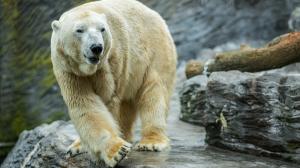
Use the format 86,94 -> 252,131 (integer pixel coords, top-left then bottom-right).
180,63 -> 300,163
0,121 -> 105,168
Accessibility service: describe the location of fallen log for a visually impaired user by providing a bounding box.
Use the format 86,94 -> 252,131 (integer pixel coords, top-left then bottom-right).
185,60 -> 204,79
185,32 -> 300,79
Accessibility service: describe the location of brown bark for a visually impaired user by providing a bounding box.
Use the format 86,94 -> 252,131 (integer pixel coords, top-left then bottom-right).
185,32 -> 300,79
185,60 -> 204,79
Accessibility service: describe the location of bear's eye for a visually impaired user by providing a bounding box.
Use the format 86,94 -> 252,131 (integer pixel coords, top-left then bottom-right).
76,29 -> 84,33
100,28 -> 105,32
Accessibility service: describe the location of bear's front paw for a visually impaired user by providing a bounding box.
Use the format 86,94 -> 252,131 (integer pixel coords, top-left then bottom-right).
103,137 -> 132,167
66,138 -> 86,157
134,135 -> 170,152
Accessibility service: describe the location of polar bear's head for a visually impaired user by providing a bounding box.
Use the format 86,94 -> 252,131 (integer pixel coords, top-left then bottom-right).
51,11 -> 112,74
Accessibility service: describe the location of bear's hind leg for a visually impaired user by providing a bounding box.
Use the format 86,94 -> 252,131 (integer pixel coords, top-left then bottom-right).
134,70 -> 170,152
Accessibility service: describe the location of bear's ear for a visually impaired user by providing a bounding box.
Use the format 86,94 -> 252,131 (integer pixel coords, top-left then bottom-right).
51,20 -> 60,32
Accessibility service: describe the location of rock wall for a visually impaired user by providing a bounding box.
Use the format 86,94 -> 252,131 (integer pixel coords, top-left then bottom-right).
140,0 -> 298,60
289,7 -> 300,31
180,63 -> 300,163
0,0 -> 93,160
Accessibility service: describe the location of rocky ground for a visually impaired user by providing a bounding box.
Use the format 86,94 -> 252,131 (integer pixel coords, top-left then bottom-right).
1,89 -> 299,168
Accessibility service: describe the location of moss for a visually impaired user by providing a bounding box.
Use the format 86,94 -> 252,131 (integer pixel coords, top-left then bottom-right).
11,112 -> 29,137
2,0 -> 19,21
216,112 -> 228,131
0,0 -> 95,160
41,74 -> 56,89
287,142 -> 300,150
45,111 -> 68,123
42,31 -> 52,41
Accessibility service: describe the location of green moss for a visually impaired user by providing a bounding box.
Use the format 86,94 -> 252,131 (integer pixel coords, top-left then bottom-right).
41,74 -> 56,88
42,31 -> 52,41
45,111 -> 68,123
0,0 -> 94,160
287,142 -> 300,150
40,56 -> 56,89
2,0 -> 19,21
11,112 -> 28,136
216,112 -> 228,131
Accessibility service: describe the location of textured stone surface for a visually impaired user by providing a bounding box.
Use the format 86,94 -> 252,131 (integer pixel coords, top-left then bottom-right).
2,112 -> 299,168
0,0 -> 88,146
1,121 -> 104,168
140,0 -> 297,60
289,7 -> 300,31
180,63 -> 300,163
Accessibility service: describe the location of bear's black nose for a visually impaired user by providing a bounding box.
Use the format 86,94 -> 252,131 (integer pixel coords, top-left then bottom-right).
90,44 -> 103,55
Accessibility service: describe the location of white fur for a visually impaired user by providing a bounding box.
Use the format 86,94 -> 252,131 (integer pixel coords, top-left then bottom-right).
51,0 -> 177,167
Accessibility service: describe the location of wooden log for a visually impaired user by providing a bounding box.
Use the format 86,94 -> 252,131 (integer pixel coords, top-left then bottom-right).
185,60 -> 204,79
185,32 -> 300,79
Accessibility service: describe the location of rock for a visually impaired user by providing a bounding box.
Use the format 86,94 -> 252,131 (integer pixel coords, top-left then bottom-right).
0,0 -> 85,151
289,7 -> 300,31
0,88 -> 298,168
0,121 -> 105,168
140,0 -> 294,60
2,110 -> 299,167
180,75 -> 208,125
180,63 -> 300,163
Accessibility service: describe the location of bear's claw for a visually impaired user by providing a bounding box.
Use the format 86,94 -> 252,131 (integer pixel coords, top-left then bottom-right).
134,141 -> 169,152
66,138 -> 86,158
106,141 -> 132,168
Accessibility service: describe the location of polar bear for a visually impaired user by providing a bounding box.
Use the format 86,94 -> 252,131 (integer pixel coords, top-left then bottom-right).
51,0 -> 177,167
